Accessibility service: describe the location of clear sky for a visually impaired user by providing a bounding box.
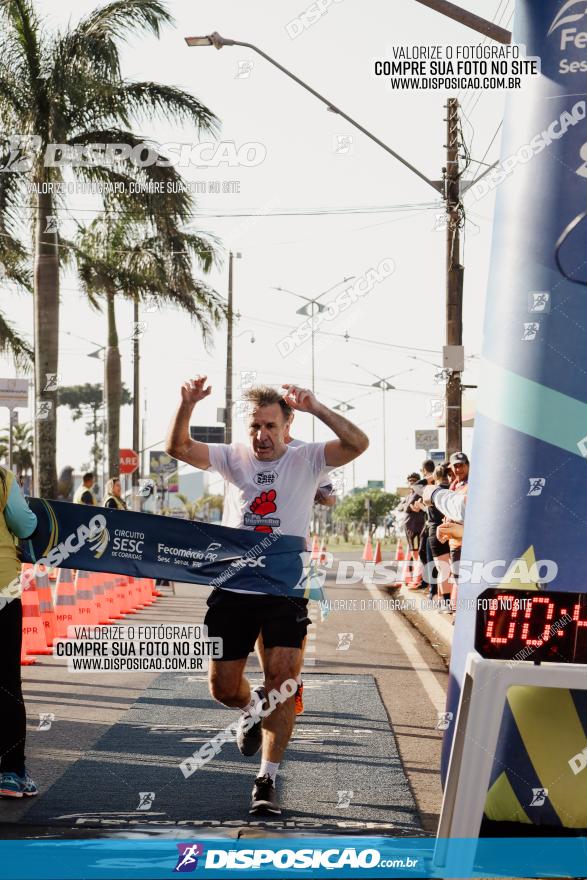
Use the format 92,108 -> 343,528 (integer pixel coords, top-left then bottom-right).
1,0 -> 514,493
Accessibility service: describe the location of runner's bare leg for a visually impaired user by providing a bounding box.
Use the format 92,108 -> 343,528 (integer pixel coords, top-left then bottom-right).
260,646 -> 303,762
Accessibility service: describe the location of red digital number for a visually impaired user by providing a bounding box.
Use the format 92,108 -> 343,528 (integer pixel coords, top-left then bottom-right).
572,602 -> 587,628
520,596 -> 555,647
486,594 -> 520,644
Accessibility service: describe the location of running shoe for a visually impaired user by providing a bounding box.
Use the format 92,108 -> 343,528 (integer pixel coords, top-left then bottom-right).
236,686 -> 266,756
294,682 -> 304,715
249,774 -> 281,815
0,770 -> 38,798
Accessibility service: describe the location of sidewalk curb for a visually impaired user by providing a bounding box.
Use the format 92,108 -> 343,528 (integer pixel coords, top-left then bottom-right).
391,584 -> 454,665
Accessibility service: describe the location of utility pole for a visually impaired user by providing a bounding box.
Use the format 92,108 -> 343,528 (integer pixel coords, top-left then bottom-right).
444,98 -> 463,457
225,252 -> 234,445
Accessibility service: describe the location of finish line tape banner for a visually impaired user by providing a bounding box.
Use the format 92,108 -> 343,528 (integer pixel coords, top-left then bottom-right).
442,0 -> 587,829
19,498 -> 321,599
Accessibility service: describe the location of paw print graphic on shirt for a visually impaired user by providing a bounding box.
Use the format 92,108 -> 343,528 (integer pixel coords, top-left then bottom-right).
250,489 -> 277,532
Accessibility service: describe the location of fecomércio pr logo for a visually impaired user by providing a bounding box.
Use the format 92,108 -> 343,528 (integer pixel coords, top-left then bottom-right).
174,843 -> 203,872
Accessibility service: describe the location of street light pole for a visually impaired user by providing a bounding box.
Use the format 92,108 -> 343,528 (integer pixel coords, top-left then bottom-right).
225,251 -> 241,445
273,277 -> 354,439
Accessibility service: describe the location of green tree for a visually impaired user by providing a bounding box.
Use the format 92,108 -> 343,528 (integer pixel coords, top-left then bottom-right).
0,0 -> 219,497
73,212 -> 223,475
58,382 -> 131,475
0,421 -> 34,476
333,488 -> 400,529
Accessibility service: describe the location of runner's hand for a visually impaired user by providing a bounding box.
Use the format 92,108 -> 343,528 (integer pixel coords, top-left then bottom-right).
181,376 -> 212,406
282,384 -> 318,413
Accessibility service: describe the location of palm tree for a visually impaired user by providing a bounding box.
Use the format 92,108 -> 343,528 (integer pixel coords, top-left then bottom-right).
0,421 -> 34,476
0,0 -> 219,497
58,381 -> 132,475
0,183 -> 33,368
73,211 -> 224,474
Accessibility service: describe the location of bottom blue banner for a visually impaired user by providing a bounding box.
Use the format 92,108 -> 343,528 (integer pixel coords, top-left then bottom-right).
1,837 -> 587,879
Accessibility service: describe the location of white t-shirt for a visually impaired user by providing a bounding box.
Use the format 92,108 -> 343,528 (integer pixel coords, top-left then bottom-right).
221,439 -> 333,529
210,441 -> 327,595
211,441 -> 327,537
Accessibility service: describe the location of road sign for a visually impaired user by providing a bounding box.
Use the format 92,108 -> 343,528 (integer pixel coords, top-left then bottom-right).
190,426 -> 225,444
119,448 -> 139,475
367,480 -> 384,489
0,377 -> 28,408
430,450 -> 446,463
415,429 -> 439,451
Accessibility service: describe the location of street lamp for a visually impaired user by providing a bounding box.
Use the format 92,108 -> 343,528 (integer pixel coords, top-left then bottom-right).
184,30 -> 500,461
225,251 -> 242,444
272,276 -> 354,439
353,364 -> 415,490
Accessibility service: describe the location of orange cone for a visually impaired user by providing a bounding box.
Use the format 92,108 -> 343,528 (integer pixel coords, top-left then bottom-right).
374,540 -> 382,564
54,567 -> 79,638
310,535 -> 320,561
362,535 -> 374,562
393,542 -> 406,586
21,575 -> 52,655
88,572 -> 111,624
115,575 -> 137,616
318,542 -> 328,564
103,576 -> 124,620
32,564 -> 57,647
75,569 -> 98,626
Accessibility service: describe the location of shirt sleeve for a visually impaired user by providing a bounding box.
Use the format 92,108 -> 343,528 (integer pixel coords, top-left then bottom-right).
5,480 -> 38,538
207,444 -> 235,481
431,487 -> 467,523
298,442 -> 327,477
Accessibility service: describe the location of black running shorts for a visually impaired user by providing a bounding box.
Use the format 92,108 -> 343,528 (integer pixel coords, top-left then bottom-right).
204,589 -> 311,661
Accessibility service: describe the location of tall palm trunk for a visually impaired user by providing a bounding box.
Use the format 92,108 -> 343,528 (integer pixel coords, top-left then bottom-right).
104,290 -> 121,478
33,188 -> 59,498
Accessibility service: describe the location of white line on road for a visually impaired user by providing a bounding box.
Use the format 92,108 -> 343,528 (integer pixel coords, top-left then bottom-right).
364,582 -> 447,714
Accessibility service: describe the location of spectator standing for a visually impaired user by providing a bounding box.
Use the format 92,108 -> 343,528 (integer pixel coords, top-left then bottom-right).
73,471 -> 96,506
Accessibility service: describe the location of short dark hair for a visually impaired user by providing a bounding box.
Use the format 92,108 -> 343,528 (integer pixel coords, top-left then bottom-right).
243,385 -> 293,421
407,472 -> 420,482
83,471 -> 94,482
434,464 -> 450,482
422,459 -> 435,474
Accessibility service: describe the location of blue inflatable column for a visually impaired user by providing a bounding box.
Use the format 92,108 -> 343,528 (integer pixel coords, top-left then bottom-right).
444,0 -> 587,828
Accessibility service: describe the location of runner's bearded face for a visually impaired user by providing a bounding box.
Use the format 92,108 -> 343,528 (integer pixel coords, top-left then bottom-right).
248,403 -> 290,461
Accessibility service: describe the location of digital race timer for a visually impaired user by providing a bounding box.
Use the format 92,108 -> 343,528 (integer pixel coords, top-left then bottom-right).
474,589 -> 587,663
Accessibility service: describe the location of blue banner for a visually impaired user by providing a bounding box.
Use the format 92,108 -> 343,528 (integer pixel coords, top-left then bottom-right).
1,837 -> 587,879
443,0 -> 587,828
19,498 -> 309,598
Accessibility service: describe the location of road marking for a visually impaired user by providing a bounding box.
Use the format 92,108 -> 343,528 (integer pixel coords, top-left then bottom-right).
364,582 -> 446,714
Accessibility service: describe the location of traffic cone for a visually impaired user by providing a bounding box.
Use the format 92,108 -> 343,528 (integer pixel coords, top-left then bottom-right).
75,570 -> 98,626
374,540 -> 382,564
393,542 -> 406,586
21,575 -> 52,655
54,567 -> 79,638
115,575 -> 137,616
404,547 -> 414,586
149,578 -> 160,602
137,577 -> 155,606
88,572 -> 112,624
362,535 -> 374,562
32,564 -> 57,647
410,551 -> 423,588
310,535 -> 320,561
103,576 -> 124,620
318,541 -> 328,564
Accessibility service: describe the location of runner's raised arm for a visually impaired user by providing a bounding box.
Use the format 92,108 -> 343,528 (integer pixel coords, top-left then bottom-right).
281,384 -> 369,466
166,376 -> 213,470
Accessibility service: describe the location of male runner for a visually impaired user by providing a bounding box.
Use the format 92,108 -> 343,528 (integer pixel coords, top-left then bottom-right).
166,378 -> 368,815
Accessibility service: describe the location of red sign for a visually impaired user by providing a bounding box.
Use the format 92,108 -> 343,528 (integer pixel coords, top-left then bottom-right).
119,448 -> 139,475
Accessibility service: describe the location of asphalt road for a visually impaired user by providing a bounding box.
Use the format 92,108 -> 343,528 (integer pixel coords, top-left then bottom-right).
0,551 -> 448,838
